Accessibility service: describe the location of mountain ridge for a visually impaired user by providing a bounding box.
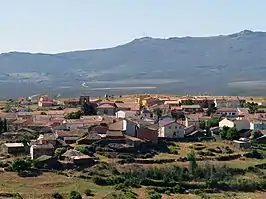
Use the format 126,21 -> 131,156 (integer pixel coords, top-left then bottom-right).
0,29 -> 266,98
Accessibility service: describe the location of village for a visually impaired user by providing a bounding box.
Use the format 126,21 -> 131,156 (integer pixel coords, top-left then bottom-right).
1,93 -> 266,199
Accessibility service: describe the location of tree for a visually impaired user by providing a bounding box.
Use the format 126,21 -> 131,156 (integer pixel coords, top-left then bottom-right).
84,188 -> 94,196
182,99 -> 194,105
171,110 -> 185,120
153,108 -> 163,121
220,126 -> 229,139
11,158 -> 32,172
206,119 -> 219,128
64,111 -> 82,119
187,150 -> 197,176
226,127 -> 238,140
69,191 -> 82,199
251,130 -> 263,140
82,102 -> 97,116
199,121 -> 206,130
246,102 -> 258,114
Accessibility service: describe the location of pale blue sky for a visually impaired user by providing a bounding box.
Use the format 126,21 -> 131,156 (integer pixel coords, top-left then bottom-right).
1,0 -> 265,53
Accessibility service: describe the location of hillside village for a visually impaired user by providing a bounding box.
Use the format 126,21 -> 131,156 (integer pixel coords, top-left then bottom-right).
1,93 -> 266,198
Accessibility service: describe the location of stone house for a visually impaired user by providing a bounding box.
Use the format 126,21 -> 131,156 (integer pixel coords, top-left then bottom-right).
97,103 -> 117,115
158,120 -> 185,138
2,143 -> 26,155
30,143 -> 54,159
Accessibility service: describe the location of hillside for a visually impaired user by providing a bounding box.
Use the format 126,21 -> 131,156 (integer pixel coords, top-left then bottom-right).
1,29 -> 266,98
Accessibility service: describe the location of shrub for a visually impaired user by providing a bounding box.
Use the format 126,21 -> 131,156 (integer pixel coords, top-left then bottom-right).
84,188 -> 94,196
52,192 -> 64,199
69,191 -> 82,199
147,190 -> 162,199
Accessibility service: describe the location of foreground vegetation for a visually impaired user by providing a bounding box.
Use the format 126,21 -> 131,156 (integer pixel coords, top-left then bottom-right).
2,141 -> 266,198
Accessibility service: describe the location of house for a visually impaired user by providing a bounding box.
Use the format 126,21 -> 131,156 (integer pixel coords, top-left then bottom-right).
63,119 -> 91,130
219,118 -> 250,131
214,96 -> 245,108
250,119 -> 266,130
64,98 -> 79,106
140,109 -> 158,121
158,119 -> 185,138
38,95 -> 54,107
55,130 -> 83,139
216,108 -> 238,117
150,104 -> 171,115
70,155 -> 95,166
115,110 -> 137,119
137,124 -> 158,144
30,143 -> 54,159
164,100 -> 180,108
106,130 -> 124,139
116,102 -> 140,111
123,119 -> 138,137
181,105 -> 202,113
62,149 -> 83,160
64,137 -> 79,144
12,119 -> 29,130
2,143 -> 25,155
233,140 -> 251,149
97,103 -> 117,115
185,116 -> 201,128
76,133 -> 101,145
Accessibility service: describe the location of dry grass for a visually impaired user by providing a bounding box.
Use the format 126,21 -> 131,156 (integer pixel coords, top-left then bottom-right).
0,172 -> 113,199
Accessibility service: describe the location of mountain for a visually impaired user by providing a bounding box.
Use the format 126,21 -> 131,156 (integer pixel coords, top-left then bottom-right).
1,29 -> 266,98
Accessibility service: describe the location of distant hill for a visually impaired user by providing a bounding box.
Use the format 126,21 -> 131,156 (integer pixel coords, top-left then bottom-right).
1,29 -> 266,98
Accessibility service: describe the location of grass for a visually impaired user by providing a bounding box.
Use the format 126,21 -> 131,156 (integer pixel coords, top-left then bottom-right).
0,172 -> 114,199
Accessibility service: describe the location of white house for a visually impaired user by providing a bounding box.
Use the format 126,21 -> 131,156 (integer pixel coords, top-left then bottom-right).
115,110 -> 137,119
158,120 -> 185,138
219,118 -> 250,131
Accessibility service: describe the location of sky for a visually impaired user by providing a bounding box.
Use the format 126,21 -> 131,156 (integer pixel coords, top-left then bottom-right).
1,0 -> 266,53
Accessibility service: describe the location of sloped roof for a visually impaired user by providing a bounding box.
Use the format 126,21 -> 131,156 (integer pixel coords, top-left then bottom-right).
62,149 -> 82,157
108,120 -> 124,131
106,130 -> 124,137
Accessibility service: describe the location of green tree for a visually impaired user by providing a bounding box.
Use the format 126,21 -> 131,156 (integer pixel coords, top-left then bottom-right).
221,126 -> 229,139
171,110 -> 185,120
153,108 -> 163,119
69,191 -> 82,199
187,150 -> 197,176
64,111 -> 82,119
247,102 -> 259,114
82,102 -> 96,115
226,127 -> 238,140
11,158 -> 32,172
199,121 -> 206,130
206,118 -> 219,128
181,99 -> 194,105
84,188 -> 94,196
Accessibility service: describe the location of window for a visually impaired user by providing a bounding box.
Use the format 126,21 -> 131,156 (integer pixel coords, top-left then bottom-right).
103,109 -> 108,114
175,126 -> 177,129
168,126 -> 171,129
150,113 -> 153,118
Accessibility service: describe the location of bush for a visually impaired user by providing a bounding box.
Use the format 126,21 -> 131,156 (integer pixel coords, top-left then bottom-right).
69,191 -> 82,199
52,192 -> 64,199
11,157 -> 33,172
84,188 -> 94,196
147,190 -> 162,199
